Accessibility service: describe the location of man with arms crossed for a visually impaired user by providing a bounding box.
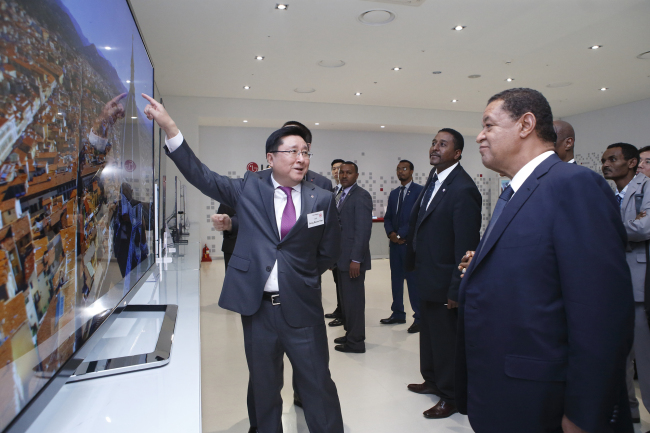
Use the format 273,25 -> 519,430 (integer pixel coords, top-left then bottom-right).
142,94 -> 343,433
602,143 -> 650,426
457,88 -> 633,433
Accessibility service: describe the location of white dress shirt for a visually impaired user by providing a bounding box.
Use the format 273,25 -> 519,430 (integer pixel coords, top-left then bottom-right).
567,158 -> 575,164
165,130 -> 302,293
509,151 -> 555,196
395,181 -> 412,213
425,162 -> 458,210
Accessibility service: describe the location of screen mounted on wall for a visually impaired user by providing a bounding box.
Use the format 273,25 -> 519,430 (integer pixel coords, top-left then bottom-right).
0,0 -> 154,430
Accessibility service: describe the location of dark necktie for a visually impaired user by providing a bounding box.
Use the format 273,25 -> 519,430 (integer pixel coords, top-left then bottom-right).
396,186 -> 406,219
278,186 -> 296,239
616,194 -> 623,208
338,190 -> 347,209
417,174 -> 438,219
480,185 -> 514,250
335,186 -> 343,206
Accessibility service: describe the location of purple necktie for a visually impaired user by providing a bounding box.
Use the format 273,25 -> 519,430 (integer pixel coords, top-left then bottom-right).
279,186 -> 296,239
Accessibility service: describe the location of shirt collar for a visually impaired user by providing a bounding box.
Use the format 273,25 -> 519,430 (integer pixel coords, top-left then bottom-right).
400,181 -> 412,190
342,183 -> 356,194
271,174 -> 302,193
510,151 -> 555,193
567,158 -> 575,164
618,175 -> 637,196
434,162 -> 459,183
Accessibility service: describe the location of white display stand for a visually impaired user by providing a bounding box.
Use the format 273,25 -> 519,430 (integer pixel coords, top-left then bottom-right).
25,243 -> 202,433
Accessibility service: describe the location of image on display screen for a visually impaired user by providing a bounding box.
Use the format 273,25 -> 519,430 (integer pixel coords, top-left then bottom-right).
0,0 -> 154,430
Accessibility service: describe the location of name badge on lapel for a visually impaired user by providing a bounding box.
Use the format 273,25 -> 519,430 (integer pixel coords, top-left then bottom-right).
307,211 -> 325,228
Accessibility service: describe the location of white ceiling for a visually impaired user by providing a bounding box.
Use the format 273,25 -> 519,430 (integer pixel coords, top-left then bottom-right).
130,0 -> 650,120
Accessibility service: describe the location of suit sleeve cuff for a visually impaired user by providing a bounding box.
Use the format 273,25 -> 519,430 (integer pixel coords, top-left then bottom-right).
165,131 -> 184,152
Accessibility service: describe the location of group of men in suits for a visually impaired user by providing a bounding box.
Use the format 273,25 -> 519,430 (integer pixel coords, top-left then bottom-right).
142,85 -> 638,433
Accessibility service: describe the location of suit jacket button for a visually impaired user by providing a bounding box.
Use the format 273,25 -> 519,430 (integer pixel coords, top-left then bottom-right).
277,245 -> 282,250
266,266 -> 272,272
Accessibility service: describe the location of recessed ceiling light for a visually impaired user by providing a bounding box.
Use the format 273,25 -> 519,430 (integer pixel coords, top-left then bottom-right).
131,116 -> 137,119
468,74 -> 481,79
600,87 -> 608,91
104,46 -> 112,50
637,51 -> 650,60
392,67 -> 401,71
453,25 -> 466,31
243,120 -> 248,123
432,71 -> 442,75
315,123 -> 319,125
380,125 -> 385,128
243,85 -> 250,90
57,112 -> 62,115
275,3 -> 288,10
589,45 -> 602,50
358,10 -> 396,26
255,56 -> 264,60
506,77 -> 514,82
451,99 -> 458,103
355,92 -> 362,96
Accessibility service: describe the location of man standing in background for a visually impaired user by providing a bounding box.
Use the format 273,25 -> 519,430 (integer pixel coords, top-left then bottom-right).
406,129 -> 482,419
334,162 -> 373,353
326,158 -> 346,325
381,160 -> 423,333
553,120 -> 576,164
637,146 -> 650,177
602,142 -> 650,425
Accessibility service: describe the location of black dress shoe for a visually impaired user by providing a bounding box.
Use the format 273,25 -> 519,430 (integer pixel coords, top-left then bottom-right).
328,318 -> 344,327
423,400 -> 458,419
335,344 -> 365,353
407,322 -> 420,333
334,336 -> 347,344
407,382 -> 440,395
324,312 -> 339,319
631,416 -> 640,423
380,316 -> 406,324
248,427 -> 257,433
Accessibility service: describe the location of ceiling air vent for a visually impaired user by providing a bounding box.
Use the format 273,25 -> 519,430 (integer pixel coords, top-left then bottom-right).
363,0 -> 425,6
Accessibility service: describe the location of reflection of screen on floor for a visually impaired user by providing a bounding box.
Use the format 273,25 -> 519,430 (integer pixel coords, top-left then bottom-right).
0,0 -> 154,430
85,311 -> 165,362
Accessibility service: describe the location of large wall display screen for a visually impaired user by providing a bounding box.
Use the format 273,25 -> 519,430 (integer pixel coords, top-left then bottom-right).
0,0 -> 154,430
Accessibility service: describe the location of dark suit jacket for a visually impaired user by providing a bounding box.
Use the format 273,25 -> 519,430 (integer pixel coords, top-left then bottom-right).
305,170 -> 332,191
336,183 -> 373,272
456,154 -> 634,432
216,203 -> 237,254
384,182 -> 424,239
405,165 -> 481,303
167,140 -> 341,327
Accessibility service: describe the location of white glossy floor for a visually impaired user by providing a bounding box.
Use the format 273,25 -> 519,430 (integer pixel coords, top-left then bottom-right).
200,258 -> 650,433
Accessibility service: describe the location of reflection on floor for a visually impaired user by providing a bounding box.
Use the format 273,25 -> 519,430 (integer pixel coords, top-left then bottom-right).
200,259 -> 650,433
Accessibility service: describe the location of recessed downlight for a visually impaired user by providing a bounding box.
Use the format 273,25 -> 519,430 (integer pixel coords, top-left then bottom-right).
255,56 -> 264,61
432,71 -> 442,75
243,85 -> 250,90
355,92 -> 362,96
453,25 -> 466,31
392,67 -> 402,71
506,78 -> 514,82
104,46 -> 112,50
358,10 -> 396,26
318,60 -> 346,68
380,125 -> 385,128
600,87 -> 608,91
451,99 -> 458,103
243,120 -> 248,123
275,4 -> 288,10
126,80 -> 131,83
589,45 -> 602,50
315,123 -> 319,125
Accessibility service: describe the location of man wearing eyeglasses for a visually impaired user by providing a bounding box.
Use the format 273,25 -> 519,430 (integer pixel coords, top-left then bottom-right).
142,94 -> 344,433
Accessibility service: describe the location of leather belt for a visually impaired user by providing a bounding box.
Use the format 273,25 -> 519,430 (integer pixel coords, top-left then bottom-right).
262,292 -> 280,305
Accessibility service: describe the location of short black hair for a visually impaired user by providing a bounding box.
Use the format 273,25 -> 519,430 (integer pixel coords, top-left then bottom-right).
399,160 -> 414,171
331,158 -> 345,167
487,88 -> 556,144
639,146 -> 650,155
341,161 -> 358,173
607,142 -> 640,170
438,128 -> 464,160
265,126 -> 309,154
282,121 -> 312,144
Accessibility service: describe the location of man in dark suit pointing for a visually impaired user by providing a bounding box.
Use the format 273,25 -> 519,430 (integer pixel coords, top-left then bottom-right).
456,88 -> 634,433
142,94 -> 344,433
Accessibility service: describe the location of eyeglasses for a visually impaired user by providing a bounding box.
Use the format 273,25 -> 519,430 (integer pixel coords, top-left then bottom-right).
271,150 -> 313,159
396,167 -> 410,172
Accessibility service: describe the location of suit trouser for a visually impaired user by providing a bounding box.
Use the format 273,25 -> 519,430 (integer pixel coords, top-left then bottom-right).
224,252 -> 232,271
338,270 -> 366,351
241,301 -> 343,433
626,303 -> 650,417
420,300 -> 457,404
388,243 -> 420,322
331,267 -> 343,318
